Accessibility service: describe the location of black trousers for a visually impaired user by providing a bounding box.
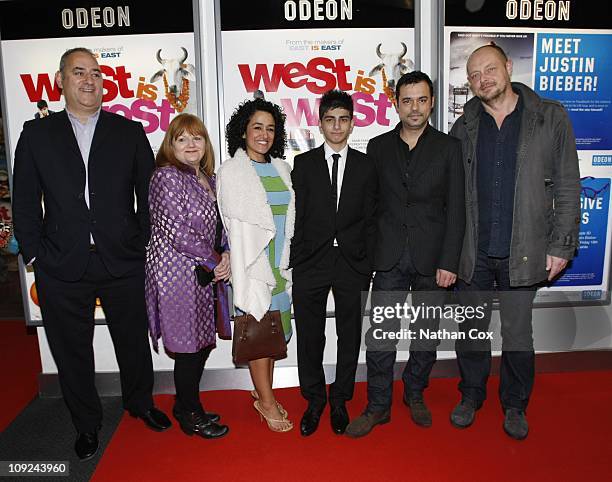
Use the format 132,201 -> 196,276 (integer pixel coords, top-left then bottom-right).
293,247 -> 371,410
366,246 -> 444,413
34,252 -> 154,433
174,346 -> 213,413
456,250 -> 537,411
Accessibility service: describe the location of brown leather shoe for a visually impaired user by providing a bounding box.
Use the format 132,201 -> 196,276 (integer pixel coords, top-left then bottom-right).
404,395 -> 432,428
345,410 -> 390,438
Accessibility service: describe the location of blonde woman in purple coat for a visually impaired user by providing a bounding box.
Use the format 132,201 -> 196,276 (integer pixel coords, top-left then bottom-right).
145,114 -> 230,440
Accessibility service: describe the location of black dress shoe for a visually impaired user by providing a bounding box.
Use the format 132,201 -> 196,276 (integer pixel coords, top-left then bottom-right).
130,407 -> 172,432
202,409 -> 220,423
173,404 -> 221,424
330,405 -> 349,434
300,406 -> 323,436
75,431 -> 99,461
177,410 -> 229,439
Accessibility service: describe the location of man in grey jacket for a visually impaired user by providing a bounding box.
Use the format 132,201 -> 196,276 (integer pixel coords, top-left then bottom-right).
449,44 -> 580,440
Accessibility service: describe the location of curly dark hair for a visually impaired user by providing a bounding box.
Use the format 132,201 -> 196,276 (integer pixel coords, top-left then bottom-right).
225,98 -> 287,160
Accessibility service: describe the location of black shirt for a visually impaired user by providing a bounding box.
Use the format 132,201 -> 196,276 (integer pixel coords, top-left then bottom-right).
477,92 -> 523,258
397,123 -> 431,178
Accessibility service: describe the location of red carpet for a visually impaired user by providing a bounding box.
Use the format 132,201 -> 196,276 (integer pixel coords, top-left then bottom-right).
0,320 -> 41,431
93,370 -> 612,482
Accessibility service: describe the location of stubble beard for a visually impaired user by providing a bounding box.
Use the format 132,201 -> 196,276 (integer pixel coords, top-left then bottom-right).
403,115 -> 428,131
478,76 -> 512,105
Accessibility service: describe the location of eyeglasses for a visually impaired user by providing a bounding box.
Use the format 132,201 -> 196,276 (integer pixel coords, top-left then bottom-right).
581,176 -> 610,200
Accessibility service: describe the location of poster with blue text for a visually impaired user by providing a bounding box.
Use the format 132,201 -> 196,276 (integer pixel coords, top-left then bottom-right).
535,33 -> 612,150
555,177 -> 610,287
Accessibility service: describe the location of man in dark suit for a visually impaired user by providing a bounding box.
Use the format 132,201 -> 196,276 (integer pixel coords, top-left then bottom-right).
291,89 -> 377,436
346,71 -> 465,437
12,47 -> 170,460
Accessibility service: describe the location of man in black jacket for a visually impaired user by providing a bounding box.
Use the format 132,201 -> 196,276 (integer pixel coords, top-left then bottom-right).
346,71 -> 465,437
12,47 -> 170,460
291,89 -> 377,436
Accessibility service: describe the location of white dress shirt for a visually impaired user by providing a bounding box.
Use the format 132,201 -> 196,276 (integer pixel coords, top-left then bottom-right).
67,108 -> 100,244
324,143 -> 348,246
324,143 -> 348,210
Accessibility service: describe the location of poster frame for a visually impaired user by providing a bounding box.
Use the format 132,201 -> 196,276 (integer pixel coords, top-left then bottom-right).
435,0 -> 612,309
0,0 -> 203,326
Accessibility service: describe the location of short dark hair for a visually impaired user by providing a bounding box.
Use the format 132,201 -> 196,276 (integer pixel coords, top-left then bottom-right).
319,89 -> 353,120
395,71 -> 434,100
36,100 -> 48,110
470,42 -> 508,63
59,47 -> 96,76
225,98 -> 287,160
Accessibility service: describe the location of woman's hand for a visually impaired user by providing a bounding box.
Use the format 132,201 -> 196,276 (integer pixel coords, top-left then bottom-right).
213,252 -> 231,282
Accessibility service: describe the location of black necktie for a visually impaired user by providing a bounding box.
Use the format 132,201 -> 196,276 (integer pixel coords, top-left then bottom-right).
331,153 -> 340,211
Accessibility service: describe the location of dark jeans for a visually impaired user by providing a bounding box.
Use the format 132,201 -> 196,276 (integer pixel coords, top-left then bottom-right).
456,250 -> 537,411
174,346 -> 213,413
366,247 -> 444,413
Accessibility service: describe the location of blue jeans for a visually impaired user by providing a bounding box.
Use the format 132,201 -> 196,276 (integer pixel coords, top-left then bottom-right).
455,250 -> 537,411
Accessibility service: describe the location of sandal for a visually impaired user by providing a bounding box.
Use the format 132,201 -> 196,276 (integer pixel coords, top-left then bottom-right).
253,400 -> 293,433
250,390 -> 288,418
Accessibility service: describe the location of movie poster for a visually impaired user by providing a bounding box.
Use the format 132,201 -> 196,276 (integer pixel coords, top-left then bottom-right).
446,31 -> 535,131
556,177 -> 611,288
442,0 -> 612,304
219,0 -> 415,164
0,0 -> 196,324
535,33 -> 612,151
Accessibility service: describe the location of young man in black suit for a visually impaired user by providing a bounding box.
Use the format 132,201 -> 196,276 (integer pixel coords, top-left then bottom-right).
346,71 -> 465,437
291,90 -> 377,436
12,47 -> 170,460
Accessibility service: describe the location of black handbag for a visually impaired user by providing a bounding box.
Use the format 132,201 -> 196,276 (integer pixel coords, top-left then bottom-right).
195,202 -> 223,287
232,311 -> 287,365
195,265 -> 215,286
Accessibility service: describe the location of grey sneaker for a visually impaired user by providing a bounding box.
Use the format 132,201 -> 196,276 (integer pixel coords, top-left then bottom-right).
404,396 -> 432,428
503,408 -> 529,440
345,410 -> 391,438
450,398 -> 479,428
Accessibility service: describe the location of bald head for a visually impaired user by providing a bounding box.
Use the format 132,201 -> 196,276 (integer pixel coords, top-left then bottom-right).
466,44 -> 514,105
468,44 -> 508,66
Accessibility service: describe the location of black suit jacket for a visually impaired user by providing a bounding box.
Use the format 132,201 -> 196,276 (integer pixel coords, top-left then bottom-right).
290,144 -> 377,275
367,123 -> 465,276
12,109 -> 155,281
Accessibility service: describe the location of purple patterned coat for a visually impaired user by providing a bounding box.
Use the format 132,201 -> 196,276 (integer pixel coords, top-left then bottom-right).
145,165 -> 228,353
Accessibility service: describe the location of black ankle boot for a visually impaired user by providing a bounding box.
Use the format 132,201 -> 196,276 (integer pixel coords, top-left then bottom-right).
173,403 -> 221,424
175,409 -> 229,439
